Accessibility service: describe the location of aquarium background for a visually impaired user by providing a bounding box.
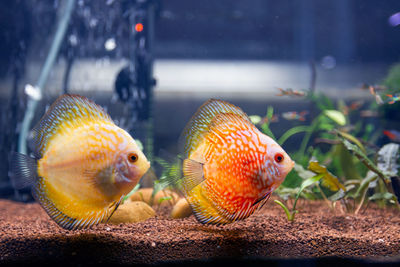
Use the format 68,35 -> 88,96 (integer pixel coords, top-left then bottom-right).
0,0 -> 399,198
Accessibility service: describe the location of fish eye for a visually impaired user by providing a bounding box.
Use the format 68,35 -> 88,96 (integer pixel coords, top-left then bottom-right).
128,152 -> 138,163
274,153 -> 284,163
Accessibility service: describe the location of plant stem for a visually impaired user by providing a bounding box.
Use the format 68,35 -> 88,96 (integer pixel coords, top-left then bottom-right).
278,125 -> 310,145
274,200 -> 296,221
316,183 -> 333,210
298,116 -> 320,157
355,186 -> 368,215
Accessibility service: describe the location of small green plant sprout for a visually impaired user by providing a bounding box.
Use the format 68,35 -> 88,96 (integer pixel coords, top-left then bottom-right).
123,184 -> 141,203
274,162 -> 325,222
158,196 -> 173,205
274,169 -> 324,222
153,195 -> 173,212
275,160 -> 347,221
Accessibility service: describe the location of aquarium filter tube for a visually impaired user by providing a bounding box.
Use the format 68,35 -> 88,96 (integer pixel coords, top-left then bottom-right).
18,0 -> 76,155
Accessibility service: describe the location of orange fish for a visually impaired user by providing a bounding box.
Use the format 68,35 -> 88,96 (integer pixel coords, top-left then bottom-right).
276,88 -> 306,97
282,111 -> 308,121
383,130 -> 400,142
386,94 -> 400,105
10,94 -> 150,230
177,99 -> 294,224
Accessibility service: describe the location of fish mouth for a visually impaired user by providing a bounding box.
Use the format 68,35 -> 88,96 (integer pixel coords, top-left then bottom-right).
116,169 -> 132,183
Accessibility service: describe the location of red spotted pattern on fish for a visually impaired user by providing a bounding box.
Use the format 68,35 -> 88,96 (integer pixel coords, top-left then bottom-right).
178,99 -> 294,225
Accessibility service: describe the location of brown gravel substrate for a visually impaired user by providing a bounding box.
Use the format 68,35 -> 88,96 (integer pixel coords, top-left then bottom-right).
1,198 -> 400,266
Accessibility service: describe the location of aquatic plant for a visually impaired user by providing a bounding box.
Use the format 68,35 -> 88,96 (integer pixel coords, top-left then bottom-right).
253,88 -> 400,221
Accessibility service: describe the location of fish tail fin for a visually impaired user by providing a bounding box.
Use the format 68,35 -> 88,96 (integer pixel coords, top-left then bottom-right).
187,185 -> 232,225
9,152 -> 38,190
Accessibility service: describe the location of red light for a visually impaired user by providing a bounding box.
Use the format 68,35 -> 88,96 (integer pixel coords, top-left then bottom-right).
135,23 -> 144,32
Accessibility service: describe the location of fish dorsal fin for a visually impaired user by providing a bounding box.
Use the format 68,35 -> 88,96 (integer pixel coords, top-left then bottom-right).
180,159 -> 205,196
31,94 -> 113,158
209,112 -> 255,133
180,99 -> 250,158
204,112 -> 257,147
32,177 -> 115,230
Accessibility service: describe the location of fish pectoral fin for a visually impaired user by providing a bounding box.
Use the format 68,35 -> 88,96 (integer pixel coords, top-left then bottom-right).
9,152 -> 38,190
252,189 -> 273,207
106,195 -> 124,222
33,177 -> 110,230
181,159 -> 205,195
83,167 -> 114,187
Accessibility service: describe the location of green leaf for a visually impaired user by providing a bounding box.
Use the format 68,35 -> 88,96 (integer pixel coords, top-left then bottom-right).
377,143 -> 399,177
335,143 -> 362,180
261,123 -> 276,140
293,163 -> 315,180
308,161 -> 346,191
369,192 -> 397,203
339,138 -> 390,183
354,171 -> 378,199
296,174 -> 324,201
318,123 -> 335,131
158,196 -> 172,204
336,130 -> 366,154
278,125 -> 310,145
274,187 -> 300,200
249,115 -> 262,125
323,110 -> 346,126
266,106 -> 274,120
328,189 -> 345,201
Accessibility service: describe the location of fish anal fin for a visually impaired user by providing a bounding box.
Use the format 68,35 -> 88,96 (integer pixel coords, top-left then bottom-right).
9,152 -> 38,190
181,159 -> 205,195
33,177 -> 110,230
187,184 -> 231,225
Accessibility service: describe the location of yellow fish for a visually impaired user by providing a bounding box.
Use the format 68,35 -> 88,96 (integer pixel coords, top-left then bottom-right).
10,94 -> 150,230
